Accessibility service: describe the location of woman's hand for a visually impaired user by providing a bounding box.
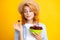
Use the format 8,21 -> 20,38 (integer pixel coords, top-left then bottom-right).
13,21 -> 23,32
32,33 -> 42,40
13,21 -> 23,40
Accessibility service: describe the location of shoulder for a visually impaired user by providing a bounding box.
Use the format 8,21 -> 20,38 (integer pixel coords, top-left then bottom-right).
37,22 -> 46,29
38,22 -> 46,26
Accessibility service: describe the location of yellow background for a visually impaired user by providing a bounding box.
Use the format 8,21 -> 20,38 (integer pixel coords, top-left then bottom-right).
0,0 -> 60,40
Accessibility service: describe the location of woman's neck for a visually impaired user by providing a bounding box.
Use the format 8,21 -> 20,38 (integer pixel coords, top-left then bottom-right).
26,19 -> 34,24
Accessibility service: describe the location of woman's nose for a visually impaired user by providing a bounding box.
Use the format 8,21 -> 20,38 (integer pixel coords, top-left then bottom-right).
27,11 -> 30,15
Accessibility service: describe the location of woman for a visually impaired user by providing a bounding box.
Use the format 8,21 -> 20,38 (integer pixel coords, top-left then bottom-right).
14,3 -> 48,40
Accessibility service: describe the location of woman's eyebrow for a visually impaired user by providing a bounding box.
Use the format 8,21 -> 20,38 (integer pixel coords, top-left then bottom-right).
24,9 -> 27,11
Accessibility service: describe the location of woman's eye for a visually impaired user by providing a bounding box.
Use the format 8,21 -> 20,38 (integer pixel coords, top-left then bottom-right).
24,10 -> 27,13
23,10 -> 32,13
29,10 -> 32,12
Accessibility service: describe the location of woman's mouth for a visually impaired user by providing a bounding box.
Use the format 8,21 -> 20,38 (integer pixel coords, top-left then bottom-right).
27,16 -> 30,18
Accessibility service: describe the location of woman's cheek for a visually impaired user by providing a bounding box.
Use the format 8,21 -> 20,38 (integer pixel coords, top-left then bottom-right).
32,12 -> 34,17
30,13 -> 34,19
24,13 -> 27,18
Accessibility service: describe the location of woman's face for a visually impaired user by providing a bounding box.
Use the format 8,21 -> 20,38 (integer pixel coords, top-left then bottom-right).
23,6 -> 34,20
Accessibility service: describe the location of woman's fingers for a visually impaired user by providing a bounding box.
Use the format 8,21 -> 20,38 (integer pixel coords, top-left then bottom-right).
32,32 -> 39,36
13,23 -> 20,31
32,33 -> 39,39
32,32 -> 36,36
32,32 -> 42,39
13,20 -> 22,31
32,33 -> 38,37
13,20 -> 18,28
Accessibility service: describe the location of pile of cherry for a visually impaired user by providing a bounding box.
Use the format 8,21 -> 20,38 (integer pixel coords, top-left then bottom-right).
30,25 -> 43,30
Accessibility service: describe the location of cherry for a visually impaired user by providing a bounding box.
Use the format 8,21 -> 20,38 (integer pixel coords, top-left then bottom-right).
30,25 -> 43,30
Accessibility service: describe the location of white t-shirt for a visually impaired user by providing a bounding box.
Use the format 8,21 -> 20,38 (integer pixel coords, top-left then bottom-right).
15,23 -> 48,40
24,23 -> 36,40
23,23 -> 48,40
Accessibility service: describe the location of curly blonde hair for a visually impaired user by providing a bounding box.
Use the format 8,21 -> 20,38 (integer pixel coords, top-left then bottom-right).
18,3 -> 39,25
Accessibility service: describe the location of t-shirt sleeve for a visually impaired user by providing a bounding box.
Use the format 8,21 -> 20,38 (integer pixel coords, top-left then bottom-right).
14,30 -> 19,40
38,23 -> 48,40
14,25 -> 26,40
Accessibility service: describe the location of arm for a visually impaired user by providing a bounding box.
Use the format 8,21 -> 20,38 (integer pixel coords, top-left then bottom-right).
35,23 -> 48,40
19,30 -> 23,40
15,30 -> 19,40
42,24 -> 48,40
14,23 -> 24,40
14,27 -> 24,40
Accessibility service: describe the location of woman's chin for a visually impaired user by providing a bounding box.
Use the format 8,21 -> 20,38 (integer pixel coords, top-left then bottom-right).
26,18 -> 33,20
27,19 -> 32,20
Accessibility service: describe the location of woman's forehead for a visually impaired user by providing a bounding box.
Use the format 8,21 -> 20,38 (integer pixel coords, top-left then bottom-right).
23,6 -> 31,11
